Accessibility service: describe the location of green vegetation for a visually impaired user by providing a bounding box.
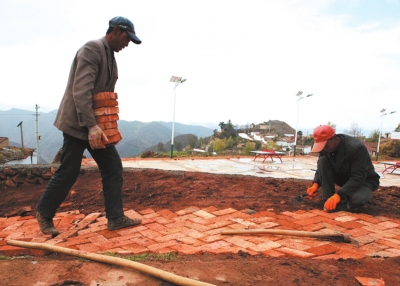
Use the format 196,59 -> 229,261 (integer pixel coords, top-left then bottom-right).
0,255 -> 8,260
104,252 -> 177,262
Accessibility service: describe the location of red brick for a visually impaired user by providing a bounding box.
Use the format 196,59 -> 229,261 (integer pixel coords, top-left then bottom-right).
277,238 -> 311,251
88,234 -> 108,246
147,240 -> 178,252
139,229 -> 162,239
138,208 -> 155,215
60,202 -> 73,208
275,247 -> 315,258
129,236 -> 157,247
199,240 -> 231,251
121,243 -> 149,254
145,222 -> 166,232
224,236 -> 256,249
153,232 -> 184,243
156,209 -> 177,219
335,220 -> 365,229
313,254 -> 342,260
249,241 -> 281,252
262,249 -> 286,257
199,234 -> 223,243
205,220 -> 234,230
335,249 -> 365,259
201,206 -> 219,213
176,236 -> 204,246
170,243 -> 201,255
212,208 -> 237,216
29,248 -> 52,256
175,207 -> 200,216
306,243 -> 340,256
151,216 -> 173,225
344,228 -> 370,238
182,228 -> 205,239
251,210 -> 277,218
377,238 -> 400,248
77,243 -> 101,252
0,245 -> 29,256
159,226 -> 190,236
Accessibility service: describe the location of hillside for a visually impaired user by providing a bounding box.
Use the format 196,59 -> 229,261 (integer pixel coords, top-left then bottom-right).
0,109 -> 214,163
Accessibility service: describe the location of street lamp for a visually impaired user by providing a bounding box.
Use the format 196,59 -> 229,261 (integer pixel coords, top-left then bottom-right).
294,91 -> 313,158
169,76 -> 186,158
376,109 -> 396,161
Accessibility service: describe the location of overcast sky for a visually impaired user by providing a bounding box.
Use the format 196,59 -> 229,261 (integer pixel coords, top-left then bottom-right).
2,0 -> 400,136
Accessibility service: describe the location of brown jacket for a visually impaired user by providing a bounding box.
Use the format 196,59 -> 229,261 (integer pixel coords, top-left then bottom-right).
54,37 -> 118,140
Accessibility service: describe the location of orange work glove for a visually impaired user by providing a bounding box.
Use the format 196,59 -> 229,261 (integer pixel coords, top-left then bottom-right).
324,194 -> 341,211
306,183 -> 319,199
88,125 -> 108,150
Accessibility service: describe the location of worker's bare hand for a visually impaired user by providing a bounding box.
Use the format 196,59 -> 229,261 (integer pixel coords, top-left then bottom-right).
88,125 -> 108,149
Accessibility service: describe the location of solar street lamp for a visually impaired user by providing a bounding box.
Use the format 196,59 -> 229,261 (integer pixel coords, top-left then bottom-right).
294,91 -> 313,158
376,109 -> 396,161
169,76 -> 186,158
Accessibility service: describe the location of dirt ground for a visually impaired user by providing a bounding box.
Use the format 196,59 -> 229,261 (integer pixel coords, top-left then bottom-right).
1,167 -> 400,286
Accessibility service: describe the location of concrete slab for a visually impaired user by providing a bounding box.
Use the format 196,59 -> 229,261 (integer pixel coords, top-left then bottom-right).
117,156 -> 399,187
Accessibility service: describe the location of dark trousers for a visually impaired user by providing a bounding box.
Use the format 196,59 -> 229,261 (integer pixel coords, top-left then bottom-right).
317,156 -> 372,208
37,133 -> 124,219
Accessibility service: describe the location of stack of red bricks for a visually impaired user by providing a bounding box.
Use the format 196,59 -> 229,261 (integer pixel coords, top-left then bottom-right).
93,92 -> 122,145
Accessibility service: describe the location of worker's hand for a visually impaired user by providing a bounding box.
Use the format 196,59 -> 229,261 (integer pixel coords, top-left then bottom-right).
306,182 -> 319,199
324,194 -> 341,211
88,125 -> 108,149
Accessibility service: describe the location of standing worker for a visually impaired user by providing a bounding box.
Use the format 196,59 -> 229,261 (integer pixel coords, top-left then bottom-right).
36,16 -> 142,236
306,125 -> 380,212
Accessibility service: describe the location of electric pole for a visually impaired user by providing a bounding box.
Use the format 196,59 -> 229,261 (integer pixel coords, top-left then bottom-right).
17,121 -> 24,148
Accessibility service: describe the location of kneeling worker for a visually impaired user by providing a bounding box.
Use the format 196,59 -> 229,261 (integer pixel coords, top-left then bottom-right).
306,125 -> 380,211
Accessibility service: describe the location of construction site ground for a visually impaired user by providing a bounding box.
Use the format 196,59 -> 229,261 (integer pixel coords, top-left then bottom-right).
1,155 -> 400,286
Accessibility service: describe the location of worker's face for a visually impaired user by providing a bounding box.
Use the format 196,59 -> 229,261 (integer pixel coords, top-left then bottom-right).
322,137 -> 337,153
110,27 -> 131,52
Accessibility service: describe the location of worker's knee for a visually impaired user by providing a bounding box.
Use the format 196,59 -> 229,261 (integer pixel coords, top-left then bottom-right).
348,187 -> 372,208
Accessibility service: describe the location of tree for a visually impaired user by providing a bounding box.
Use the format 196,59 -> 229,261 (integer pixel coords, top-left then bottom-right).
381,140 -> 400,158
345,122 -> 363,138
157,142 -> 165,153
395,124 -> 400,132
297,130 -> 303,144
175,141 -> 183,151
327,121 -> 337,130
365,129 -> 380,143
213,139 -> 226,153
188,135 -> 198,148
243,141 -> 256,155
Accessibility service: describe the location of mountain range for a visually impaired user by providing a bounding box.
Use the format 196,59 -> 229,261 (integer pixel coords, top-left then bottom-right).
0,109 -> 214,163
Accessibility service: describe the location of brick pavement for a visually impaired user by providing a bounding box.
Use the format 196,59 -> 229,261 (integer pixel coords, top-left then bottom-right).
1,206 -> 400,260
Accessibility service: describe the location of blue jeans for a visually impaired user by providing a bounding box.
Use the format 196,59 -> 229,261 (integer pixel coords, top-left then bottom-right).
37,133 -> 124,219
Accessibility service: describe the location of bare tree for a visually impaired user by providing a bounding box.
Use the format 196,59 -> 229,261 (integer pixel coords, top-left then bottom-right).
344,122 -> 363,138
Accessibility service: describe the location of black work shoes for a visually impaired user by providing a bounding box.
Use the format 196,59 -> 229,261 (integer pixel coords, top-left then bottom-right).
107,215 -> 142,231
36,212 -> 59,237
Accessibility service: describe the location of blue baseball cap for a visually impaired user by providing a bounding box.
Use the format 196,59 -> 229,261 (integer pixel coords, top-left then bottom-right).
109,16 -> 141,44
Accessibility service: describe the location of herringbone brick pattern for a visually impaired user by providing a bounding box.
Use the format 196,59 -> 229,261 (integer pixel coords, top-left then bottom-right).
1,207 -> 400,259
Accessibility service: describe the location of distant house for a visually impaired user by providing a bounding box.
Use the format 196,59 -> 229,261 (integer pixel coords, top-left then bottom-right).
259,123 -> 269,130
0,137 -> 9,148
363,142 -> 377,157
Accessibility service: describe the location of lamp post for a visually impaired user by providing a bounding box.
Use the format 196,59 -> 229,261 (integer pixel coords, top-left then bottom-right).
169,76 -> 186,158
376,109 -> 396,161
294,91 -> 313,158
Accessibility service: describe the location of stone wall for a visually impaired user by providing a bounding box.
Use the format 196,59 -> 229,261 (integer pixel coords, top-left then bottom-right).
0,165 -> 57,188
